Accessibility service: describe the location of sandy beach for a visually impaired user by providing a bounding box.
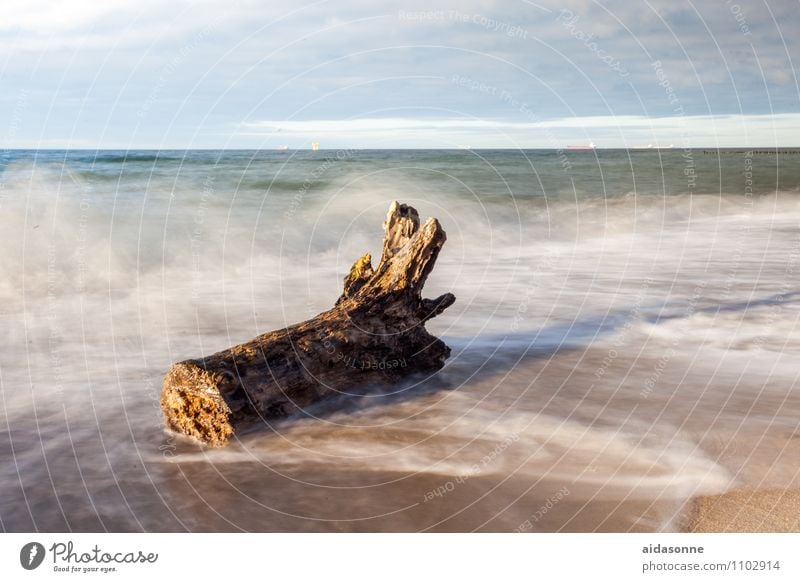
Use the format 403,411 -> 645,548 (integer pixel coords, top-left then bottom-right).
687,489 -> 800,532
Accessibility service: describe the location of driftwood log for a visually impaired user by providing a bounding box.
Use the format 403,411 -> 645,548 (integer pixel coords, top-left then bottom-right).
161,201 -> 455,446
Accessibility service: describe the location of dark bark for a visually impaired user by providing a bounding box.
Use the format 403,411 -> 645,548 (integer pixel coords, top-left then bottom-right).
161,201 -> 455,446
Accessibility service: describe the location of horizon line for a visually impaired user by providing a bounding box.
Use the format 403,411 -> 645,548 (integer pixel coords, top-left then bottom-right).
4,146 -> 800,152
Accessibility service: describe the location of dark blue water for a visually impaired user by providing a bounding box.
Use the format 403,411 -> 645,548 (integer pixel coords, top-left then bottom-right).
3,148 -> 796,202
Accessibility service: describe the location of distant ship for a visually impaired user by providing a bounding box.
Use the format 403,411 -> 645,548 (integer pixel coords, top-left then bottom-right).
275,145 -> 289,151
567,142 -> 595,150
311,142 -> 320,151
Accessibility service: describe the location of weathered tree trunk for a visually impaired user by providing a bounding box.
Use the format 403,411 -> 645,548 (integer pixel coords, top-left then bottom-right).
161,201 -> 455,446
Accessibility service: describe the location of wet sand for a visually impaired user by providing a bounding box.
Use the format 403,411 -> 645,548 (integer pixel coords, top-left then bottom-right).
3,339 -> 798,532
687,489 -> 800,532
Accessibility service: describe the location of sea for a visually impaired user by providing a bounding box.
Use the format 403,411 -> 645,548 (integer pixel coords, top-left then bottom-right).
1,148 -> 799,531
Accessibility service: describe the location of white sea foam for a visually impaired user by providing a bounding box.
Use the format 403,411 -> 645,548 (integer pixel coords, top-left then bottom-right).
159,394 -> 733,503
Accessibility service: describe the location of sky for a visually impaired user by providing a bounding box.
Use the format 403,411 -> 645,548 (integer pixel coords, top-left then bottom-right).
0,0 -> 798,148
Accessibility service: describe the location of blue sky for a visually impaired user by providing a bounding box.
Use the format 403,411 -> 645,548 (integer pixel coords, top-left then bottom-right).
1,0 -> 798,148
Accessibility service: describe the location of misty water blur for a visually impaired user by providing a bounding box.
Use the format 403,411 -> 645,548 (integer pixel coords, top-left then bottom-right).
1,149 -> 799,531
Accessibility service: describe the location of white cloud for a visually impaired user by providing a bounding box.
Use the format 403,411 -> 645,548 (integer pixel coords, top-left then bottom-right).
0,0 -> 147,32
242,114 -> 800,148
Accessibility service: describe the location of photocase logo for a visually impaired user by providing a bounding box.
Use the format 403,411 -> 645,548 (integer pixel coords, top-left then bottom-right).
20,542 -> 46,570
